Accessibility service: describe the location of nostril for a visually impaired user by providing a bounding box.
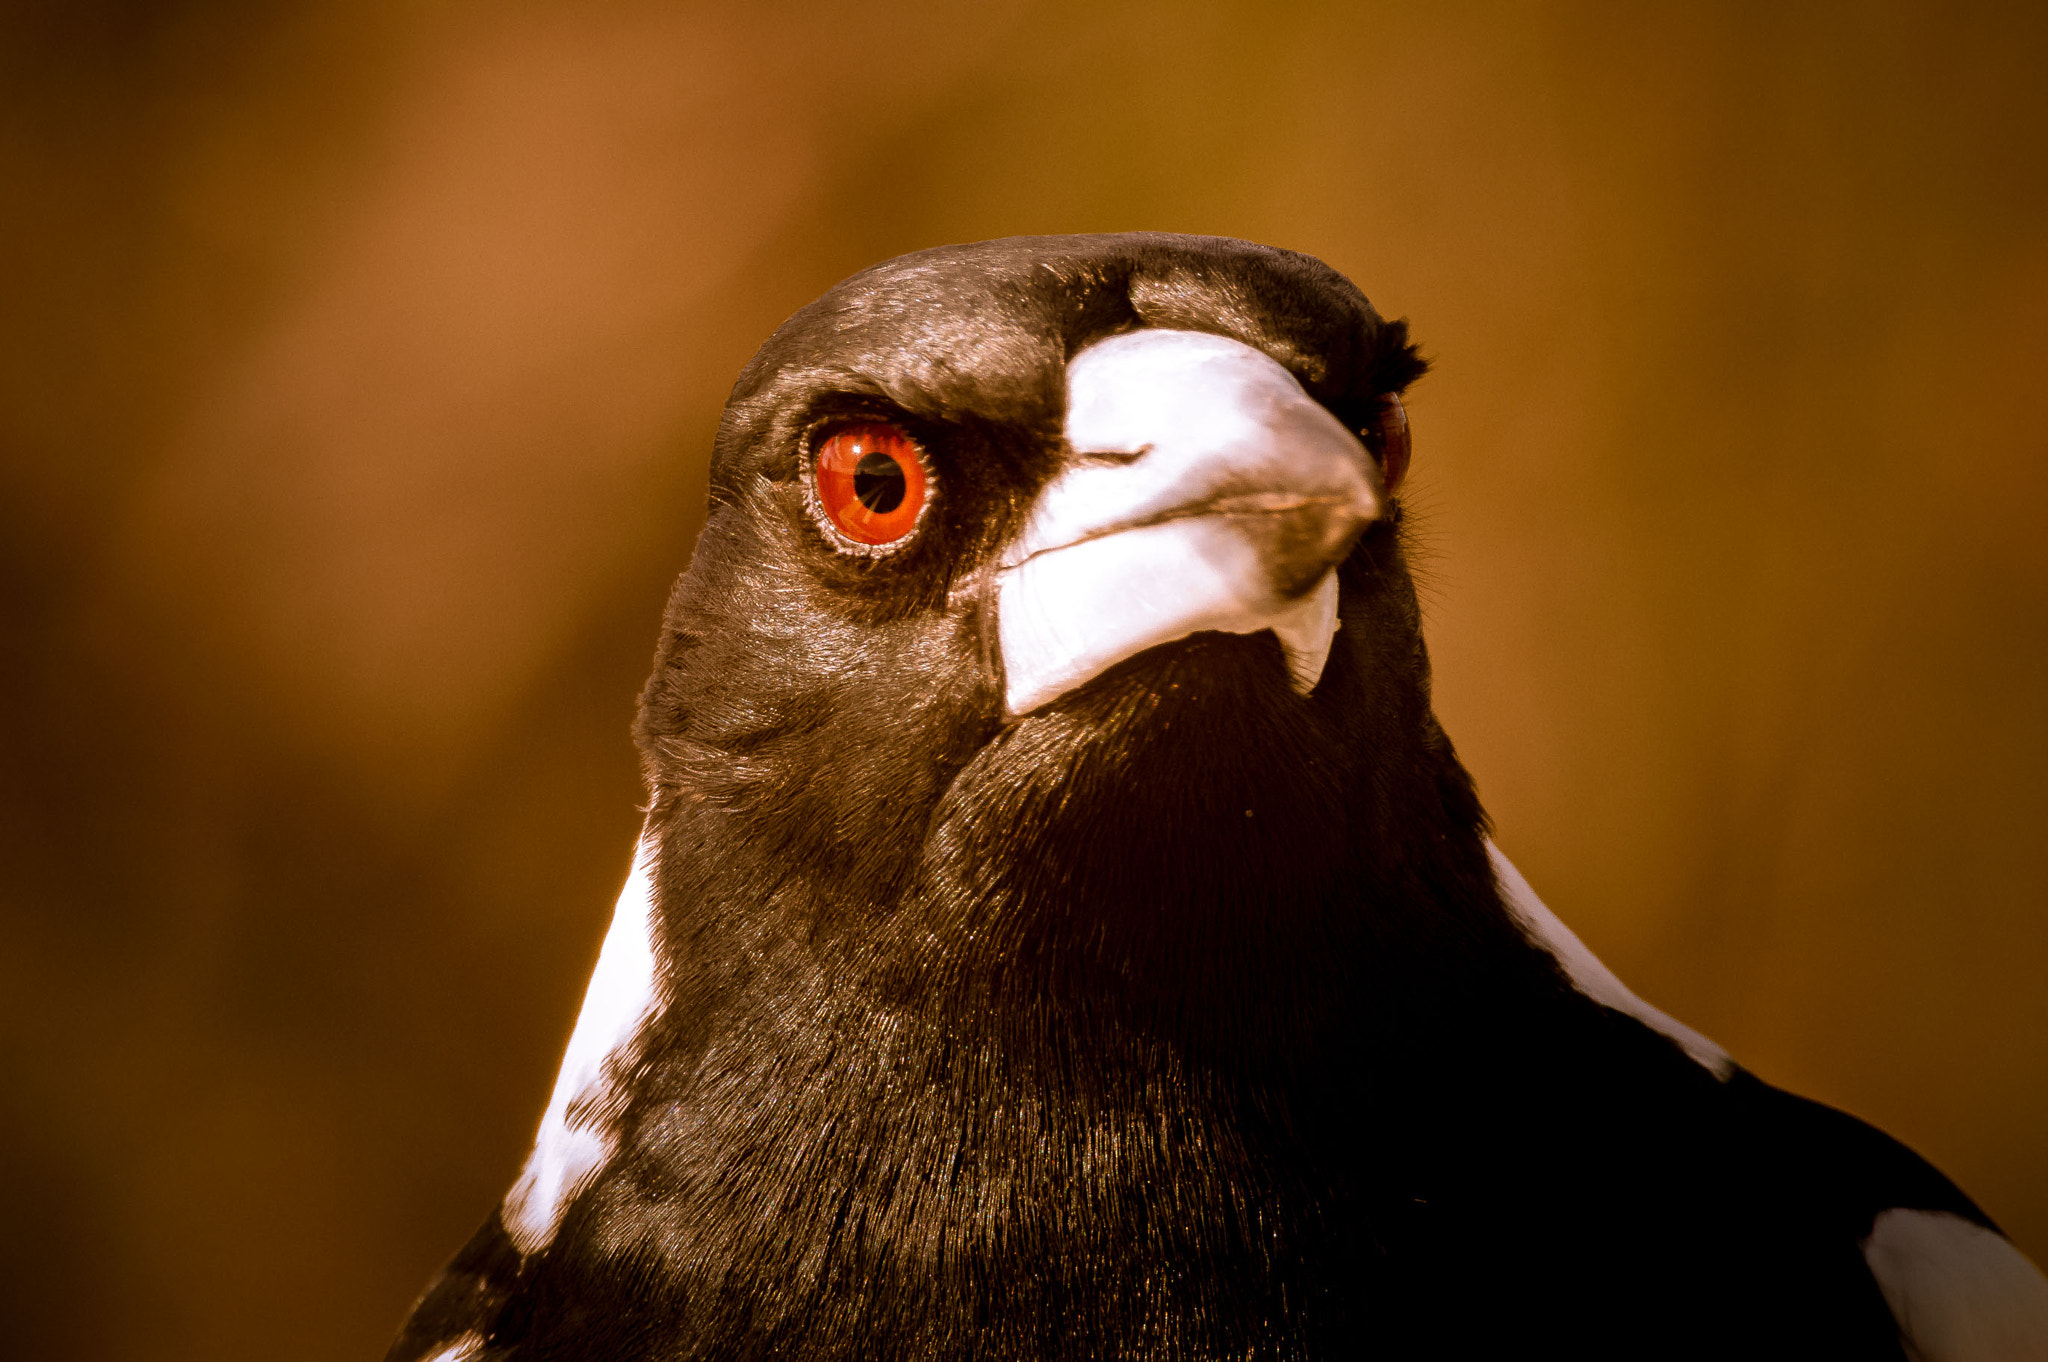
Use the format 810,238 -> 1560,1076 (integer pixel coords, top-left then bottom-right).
1071,444 -> 1152,467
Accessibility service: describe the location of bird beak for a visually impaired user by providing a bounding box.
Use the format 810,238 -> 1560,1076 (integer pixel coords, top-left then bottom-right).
995,329 -> 1384,716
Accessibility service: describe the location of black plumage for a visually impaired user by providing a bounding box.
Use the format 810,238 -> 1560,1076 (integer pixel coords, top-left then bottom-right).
388,234 -> 2042,1361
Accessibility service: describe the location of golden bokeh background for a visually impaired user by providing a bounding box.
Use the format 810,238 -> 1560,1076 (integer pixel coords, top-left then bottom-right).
3,2 -> 2044,1357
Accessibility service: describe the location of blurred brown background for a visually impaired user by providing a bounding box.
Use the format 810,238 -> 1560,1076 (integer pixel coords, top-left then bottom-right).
2,0 -> 2044,1357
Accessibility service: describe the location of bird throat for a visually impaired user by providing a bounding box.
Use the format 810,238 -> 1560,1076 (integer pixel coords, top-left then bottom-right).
566,694 -> 1511,1359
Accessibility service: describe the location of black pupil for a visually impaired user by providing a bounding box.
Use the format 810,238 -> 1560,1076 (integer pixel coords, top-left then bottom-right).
852,450 -> 906,514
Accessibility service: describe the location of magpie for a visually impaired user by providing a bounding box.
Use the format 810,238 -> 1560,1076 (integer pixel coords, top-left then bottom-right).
388,234 -> 2048,1360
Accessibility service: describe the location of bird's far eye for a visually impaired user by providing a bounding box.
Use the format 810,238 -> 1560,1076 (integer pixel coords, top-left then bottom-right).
811,422 -> 931,550
1373,394 -> 1411,493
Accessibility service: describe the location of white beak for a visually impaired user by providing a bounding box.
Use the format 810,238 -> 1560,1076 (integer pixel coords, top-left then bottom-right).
995,329 -> 1384,716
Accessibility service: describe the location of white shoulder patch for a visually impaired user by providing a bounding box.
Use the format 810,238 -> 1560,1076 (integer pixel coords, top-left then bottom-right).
1486,841 -> 1734,1078
501,837 -> 663,1255
1864,1208 -> 2048,1362
420,1332 -> 485,1362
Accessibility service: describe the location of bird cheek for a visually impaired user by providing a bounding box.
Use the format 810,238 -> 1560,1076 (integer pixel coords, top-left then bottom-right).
952,575 -> 1011,719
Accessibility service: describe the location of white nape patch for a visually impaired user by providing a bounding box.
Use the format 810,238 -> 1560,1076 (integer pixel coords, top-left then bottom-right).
1864,1209 -> 2048,1361
996,329 -> 1378,715
421,1332 -> 485,1362
1487,841 -> 1734,1078
501,839 -> 662,1256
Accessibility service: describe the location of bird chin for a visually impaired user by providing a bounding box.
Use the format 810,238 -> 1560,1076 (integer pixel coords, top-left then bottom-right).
994,520 -> 1344,716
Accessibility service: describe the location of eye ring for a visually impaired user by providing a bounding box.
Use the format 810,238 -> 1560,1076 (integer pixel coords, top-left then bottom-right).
804,421 -> 933,555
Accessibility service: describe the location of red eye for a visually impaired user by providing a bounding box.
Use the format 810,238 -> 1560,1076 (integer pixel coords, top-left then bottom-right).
813,422 -> 929,548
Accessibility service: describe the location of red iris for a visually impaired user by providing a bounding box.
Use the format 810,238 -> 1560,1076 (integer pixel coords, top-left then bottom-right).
814,422 -> 928,547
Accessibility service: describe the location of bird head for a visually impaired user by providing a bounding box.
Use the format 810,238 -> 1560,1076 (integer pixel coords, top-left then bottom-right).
632,234 -> 1489,1063
398,237 -> 1598,1359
